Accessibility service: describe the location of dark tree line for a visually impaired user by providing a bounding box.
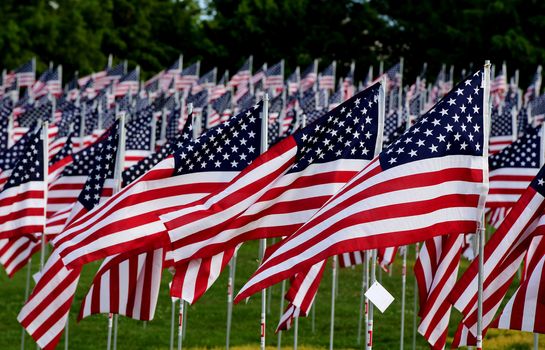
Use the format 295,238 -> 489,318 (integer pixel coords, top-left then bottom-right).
1,0 -> 544,85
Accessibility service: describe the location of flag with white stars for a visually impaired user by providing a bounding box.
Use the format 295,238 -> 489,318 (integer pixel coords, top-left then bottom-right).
487,125 -> 542,210
76,121 -> 120,211
124,110 -> 154,168
47,123 -> 119,218
161,82 -> 384,266
0,125 -> 46,240
235,69 -> 491,303
489,105 -> 516,154
16,101 -> 52,128
0,99 -> 12,153
122,118 -> 193,186
51,102 -> 265,269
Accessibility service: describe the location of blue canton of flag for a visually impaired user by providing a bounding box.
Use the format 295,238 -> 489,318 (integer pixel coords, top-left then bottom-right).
380,71 -> 484,169
77,121 -> 120,210
5,126 -> 44,189
289,83 -> 381,174
125,111 -> 153,151
173,102 -> 263,175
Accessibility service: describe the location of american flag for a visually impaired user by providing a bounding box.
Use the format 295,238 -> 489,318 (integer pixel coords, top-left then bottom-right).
51,103 -> 264,269
94,62 -> 125,91
15,101 -> 52,128
65,75 -> 80,101
300,62 -> 317,91
48,132 -> 74,183
176,62 -> 200,91
210,71 -> 228,101
114,69 -> 139,97
235,69 -> 489,302
524,65 -> 542,105
229,57 -> 251,88
287,67 -> 300,95
449,163 -> 545,347
19,120 -> 120,350
491,234 -> 545,333
32,68 -> 61,98
0,99 -> 12,153
277,260 -> 326,331
491,70 -> 507,94
124,110 -> 154,168
487,125 -> 541,209
46,124 -> 118,228
415,234 -> 464,350
122,120 -> 193,186
265,61 -> 284,91
79,247 -> 165,321
11,60 -> 35,87
250,63 -> 267,87
489,106 -> 516,154
160,83 -> 383,267
157,57 -> 183,90
0,125 -> 45,240
0,235 -> 40,277
530,93 -> 545,125
206,91 -> 232,129
191,68 -> 216,94
318,61 -> 336,90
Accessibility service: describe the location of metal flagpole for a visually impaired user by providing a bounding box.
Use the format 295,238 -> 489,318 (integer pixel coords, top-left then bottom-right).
107,314 -> 114,350
329,256 -> 337,350
170,298 -> 176,350
476,60 -> 492,350
357,256 -> 367,345
311,301 -> 316,333
176,102 -> 195,350
534,334 -> 538,350
113,315 -> 119,350
40,121 -> 49,270
400,246 -> 407,350
364,251 -> 370,346
294,316 -> 299,350
259,94 -> 270,350
38,120 -> 50,350
226,251 -> 238,349
367,76 -> 386,350
107,112 -> 127,350
367,250 -> 377,350
277,280 -> 286,350
21,258 -> 32,350
412,243 -> 419,350
177,301 -> 184,350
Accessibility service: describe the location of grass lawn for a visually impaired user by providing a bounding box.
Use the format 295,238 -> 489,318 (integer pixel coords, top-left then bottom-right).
0,240 -> 542,349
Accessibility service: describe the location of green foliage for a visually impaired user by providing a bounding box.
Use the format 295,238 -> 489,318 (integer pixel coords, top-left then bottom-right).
1,1 -> 545,86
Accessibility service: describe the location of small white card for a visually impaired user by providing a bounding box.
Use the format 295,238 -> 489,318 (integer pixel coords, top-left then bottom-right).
365,281 -> 395,313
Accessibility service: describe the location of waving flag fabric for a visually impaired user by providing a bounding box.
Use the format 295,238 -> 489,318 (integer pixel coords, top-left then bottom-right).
235,69 -> 489,302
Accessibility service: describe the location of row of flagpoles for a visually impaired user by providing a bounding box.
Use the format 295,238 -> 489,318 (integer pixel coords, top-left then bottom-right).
0,53 -> 545,350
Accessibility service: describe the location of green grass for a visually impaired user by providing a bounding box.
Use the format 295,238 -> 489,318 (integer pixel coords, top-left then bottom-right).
0,241 -> 541,349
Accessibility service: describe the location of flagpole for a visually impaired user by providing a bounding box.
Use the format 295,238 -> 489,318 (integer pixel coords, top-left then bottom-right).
356,252 -> 367,345
177,301 -> 184,350
277,280 -> 286,350
400,245 -> 407,350
259,93 -> 270,350
329,256 -> 337,350
170,297 -> 176,350
176,102 -> 195,350
411,243 -> 419,350
294,315 -> 299,350
226,251 -> 238,350
534,334 -> 538,350
39,120 -> 50,349
107,112 -> 126,350
21,257 -> 32,350
367,76 -> 386,350
40,121 -> 49,270
367,250 -> 376,350
476,60 -> 492,350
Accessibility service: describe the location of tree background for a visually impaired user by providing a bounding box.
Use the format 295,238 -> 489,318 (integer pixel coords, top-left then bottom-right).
1,0 -> 544,85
